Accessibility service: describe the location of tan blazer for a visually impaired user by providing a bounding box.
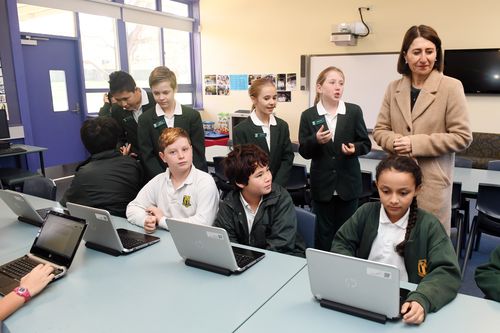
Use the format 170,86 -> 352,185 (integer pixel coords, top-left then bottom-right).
373,70 -> 472,232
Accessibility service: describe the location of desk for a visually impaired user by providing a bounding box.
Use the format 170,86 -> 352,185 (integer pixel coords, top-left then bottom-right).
0,144 -> 48,176
2,195 -> 306,333
236,267 -> 500,332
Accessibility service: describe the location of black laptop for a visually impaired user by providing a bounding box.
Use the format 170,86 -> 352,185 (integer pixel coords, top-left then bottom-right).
0,211 -> 87,295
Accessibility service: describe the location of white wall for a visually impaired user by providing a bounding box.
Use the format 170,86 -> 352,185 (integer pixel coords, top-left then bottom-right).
199,0 -> 500,140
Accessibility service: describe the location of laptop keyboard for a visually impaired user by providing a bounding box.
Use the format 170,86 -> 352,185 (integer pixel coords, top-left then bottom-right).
234,252 -> 255,268
120,236 -> 146,249
0,147 -> 27,156
0,256 -> 63,280
1,256 -> 63,280
36,208 -> 51,219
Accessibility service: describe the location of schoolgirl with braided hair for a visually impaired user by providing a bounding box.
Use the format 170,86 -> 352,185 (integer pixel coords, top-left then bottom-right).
331,155 -> 461,325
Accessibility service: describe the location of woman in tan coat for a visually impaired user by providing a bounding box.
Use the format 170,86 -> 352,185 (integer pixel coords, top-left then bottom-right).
373,25 -> 472,233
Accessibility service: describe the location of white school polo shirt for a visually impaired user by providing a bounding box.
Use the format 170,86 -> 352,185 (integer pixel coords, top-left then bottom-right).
368,205 -> 409,281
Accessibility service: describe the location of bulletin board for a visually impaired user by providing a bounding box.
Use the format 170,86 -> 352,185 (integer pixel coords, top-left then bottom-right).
308,52 -> 401,130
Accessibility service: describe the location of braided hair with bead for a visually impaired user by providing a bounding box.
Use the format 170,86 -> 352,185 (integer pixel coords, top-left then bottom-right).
375,155 -> 423,257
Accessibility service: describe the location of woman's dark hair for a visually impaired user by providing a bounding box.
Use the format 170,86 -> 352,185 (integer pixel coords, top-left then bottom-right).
375,155 -> 423,257
223,144 -> 269,187
397,25 -> 443,75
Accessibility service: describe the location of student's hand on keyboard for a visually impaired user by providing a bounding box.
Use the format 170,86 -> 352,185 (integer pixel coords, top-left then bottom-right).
401,301 -> 425,325
19,264 -> 55,298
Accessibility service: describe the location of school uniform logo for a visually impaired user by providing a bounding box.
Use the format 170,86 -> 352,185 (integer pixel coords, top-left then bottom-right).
153,118 -> 167,129
123,115 -> 134,123
182,195 -> 191,208
312,118 -> 326,126
417,259 -> 427,277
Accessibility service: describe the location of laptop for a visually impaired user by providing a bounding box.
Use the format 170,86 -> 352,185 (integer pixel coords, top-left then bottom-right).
0,211 -> 87,296
166,218 -> 265,275
306,248 -> 410,324
0,189 -> 65,227
66,202 -> 160,256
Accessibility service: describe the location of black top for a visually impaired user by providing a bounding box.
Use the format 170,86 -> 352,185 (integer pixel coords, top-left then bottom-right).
233,116 -> 294,186
60,150 -> 143,217
98,91 -> 156,156
298,103 -> 371,202
137,104 -> 207,180
410,86 -> 421,110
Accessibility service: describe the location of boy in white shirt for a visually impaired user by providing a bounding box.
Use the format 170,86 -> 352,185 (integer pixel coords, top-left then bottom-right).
126,128 -> 219,233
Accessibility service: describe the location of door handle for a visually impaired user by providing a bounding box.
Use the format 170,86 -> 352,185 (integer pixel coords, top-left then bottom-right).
71,103 -> 80,113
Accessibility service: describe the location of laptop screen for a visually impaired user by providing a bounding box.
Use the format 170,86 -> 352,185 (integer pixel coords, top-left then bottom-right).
30,211 -> 87,267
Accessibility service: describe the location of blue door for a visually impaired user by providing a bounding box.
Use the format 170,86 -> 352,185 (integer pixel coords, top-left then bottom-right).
22,36 -> 87,167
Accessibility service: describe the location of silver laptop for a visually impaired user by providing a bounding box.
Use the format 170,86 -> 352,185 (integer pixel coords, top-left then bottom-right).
306,248 -> 409,323
0,211 -> 87,295
0,189 -> 64,227
166,218 -> 265,275
66,202 -> 160,256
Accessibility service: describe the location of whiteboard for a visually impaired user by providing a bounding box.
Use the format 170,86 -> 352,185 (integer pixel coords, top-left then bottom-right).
308,53 -> 401,130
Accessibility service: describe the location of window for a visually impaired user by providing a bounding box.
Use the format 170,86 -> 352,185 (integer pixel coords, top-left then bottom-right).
124,0 -> 157,10
80,14 -> 119,89
49,70 -> 69,112
126,22 -> 161,88
161,1 -> 189,17
163,28 -> 191,84
17,4 -> 76,37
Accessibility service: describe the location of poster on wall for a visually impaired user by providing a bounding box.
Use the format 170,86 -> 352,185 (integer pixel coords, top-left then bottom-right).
0,58 -> 8,111
204,74 -> 216,95
248,74 -> 262,86
229,74 -> 248,90
286,73 -> 297,90
277,74 -> 286,90
216,75 -> 230,95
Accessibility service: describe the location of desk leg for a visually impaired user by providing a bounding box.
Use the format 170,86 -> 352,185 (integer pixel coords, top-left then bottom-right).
39,151 -> 46,176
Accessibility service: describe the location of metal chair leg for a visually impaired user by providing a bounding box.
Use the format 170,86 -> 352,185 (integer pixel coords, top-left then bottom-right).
462,216 -> 478,280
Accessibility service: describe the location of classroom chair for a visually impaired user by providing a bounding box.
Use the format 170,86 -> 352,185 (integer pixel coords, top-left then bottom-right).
212,156 -> 233,200
358,171 -> 376,207
451,182 -> 466,258
462,183 -> 500,279
286,164 -> 310,208
22,176 -> 57,201
487,160 -> 500,171
0,167 -> 42,191
454,156 -> 473,168
295,206 -> 316,249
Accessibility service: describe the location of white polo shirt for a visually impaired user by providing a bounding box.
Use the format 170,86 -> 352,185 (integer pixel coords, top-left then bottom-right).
316,100 -> 346,143
126,165 -> 219,229
250,110 -> 277,151
132,88 -> 150,122
239,192 -> 263,240
368,205 -> 410,281
155,100 -> 182,128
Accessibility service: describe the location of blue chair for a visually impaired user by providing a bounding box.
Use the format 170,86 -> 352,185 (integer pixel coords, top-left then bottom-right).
212,156 -> 232,199
455,156 -> 473,168
487,160 -> 500,171
22,176 -> 57,201
462,183 -> 500,278
295,207 -> 316,248
358,171 -> 376,207
286,164 -> 310,208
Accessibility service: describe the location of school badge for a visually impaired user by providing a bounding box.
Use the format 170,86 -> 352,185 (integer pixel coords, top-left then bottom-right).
182,195 -> 191,208
417,259 -> 428,277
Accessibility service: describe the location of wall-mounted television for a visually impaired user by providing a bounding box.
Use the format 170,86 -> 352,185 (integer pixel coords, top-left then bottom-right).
444,48 -> 500,94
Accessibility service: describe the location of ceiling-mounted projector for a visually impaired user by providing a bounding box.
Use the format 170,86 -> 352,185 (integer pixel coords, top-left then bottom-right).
330,22 -> 367,46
